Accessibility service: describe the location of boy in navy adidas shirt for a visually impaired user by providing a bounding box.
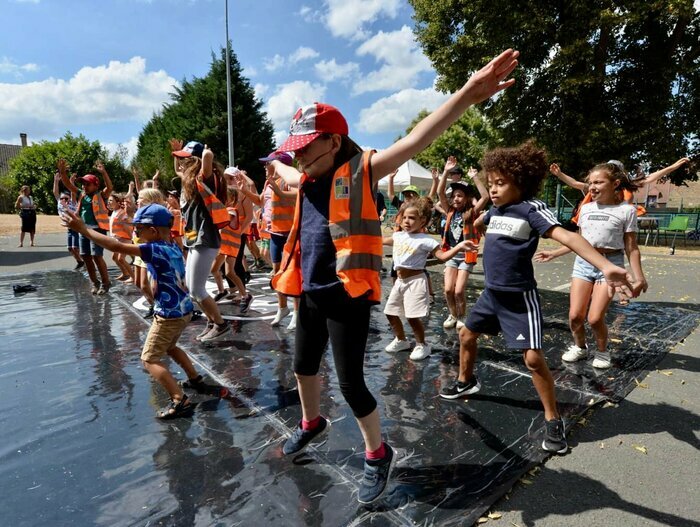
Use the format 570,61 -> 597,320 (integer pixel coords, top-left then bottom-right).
439,142 -> 634,454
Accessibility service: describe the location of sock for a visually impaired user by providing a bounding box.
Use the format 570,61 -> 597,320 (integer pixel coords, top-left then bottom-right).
365,442 -> 386,461
302,415 -> 321,431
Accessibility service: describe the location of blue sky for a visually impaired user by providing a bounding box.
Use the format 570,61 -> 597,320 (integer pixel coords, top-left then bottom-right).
0,0 -> 451,162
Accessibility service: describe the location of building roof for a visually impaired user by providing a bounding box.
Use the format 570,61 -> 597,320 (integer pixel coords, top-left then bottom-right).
0,143 -> 22,177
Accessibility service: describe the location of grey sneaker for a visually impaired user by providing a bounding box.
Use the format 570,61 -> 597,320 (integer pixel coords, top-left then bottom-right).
195,321 -> 214,341
239,293 -> 253,313
199,322 -> 230,342
282,417 -> 328,455
542,418 -> 568,454
358,443 -> 395,504
439,375 -> 481,400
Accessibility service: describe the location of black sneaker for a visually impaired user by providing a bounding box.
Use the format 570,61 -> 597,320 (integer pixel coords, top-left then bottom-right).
358,443 -> 395,504
439,376 -> 481,400
542,418 -> 568,454
195,321 -> 214,340
213,291 -> 228,302
143,305 -> 155,319
282,416 -> 328,455
74,261 -> 85,270
199,321 -> 229,342
239,293 -> 253,313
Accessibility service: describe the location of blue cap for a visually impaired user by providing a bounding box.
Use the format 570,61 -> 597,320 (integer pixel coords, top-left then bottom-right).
172,141 -> 204,158
133,204 -> 173,227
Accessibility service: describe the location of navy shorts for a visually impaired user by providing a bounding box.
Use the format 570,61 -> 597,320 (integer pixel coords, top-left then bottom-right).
79,228 -> 106,257
270,232 -> 289,264
465,288 -> 543,350
67,229 -> 80,249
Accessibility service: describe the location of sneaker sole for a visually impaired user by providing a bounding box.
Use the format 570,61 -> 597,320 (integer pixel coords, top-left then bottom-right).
562,354 -> 587,362
283,419 -> 330,456
357,449 -> 397,504
439,381 -> 481,400
541,440 -> 568,455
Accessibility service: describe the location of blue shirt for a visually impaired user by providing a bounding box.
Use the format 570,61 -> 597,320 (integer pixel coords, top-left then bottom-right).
139,241 -> 194,318
482,200 -> 559,291
299,172 -> 341,293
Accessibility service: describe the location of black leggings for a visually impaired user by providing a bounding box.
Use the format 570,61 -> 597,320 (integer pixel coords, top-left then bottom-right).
294,287 -> 377,419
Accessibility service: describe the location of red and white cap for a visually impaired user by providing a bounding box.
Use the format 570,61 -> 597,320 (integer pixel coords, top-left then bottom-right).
278,102 -> 348,152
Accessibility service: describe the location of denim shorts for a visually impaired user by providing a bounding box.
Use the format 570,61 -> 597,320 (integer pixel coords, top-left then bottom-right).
67,229 -> 80,249
571,251 -> 624,283
79,227 -> 106,257
445,254 -> 475,272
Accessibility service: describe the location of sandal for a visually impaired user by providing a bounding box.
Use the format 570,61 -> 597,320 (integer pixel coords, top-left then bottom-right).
157,394 -> 193,420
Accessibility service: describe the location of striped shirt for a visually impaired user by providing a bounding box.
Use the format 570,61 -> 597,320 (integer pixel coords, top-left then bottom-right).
482,199 -> 559,291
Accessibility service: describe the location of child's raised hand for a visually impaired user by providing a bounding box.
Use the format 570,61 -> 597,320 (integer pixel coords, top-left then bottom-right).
431,167 -> 439,180
549,163 -> 561,176
70,173 -> 77,186
57,158 -> 67,174
444,156 -> 457,173
534,250 -> 554,263
153,169 -> 160,180
95,161 -> 106,174
467,167 -> 478,179
464,49 -> 519,106
169,139 -> 183,152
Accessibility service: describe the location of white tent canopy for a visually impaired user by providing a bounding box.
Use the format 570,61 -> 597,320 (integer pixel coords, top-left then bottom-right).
377,159 -> 433,193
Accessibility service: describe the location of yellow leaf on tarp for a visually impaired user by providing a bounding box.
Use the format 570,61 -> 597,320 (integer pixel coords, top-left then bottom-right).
603,401 -> 617,408
488,512 -> 502,519
658,370 -> 674,376
477,517 -> 489,524
599,442 -> 605,449
634,378 -> 649,389
609,338 -> 622,343
632,444 -> 648,454
521,479 -> 534,485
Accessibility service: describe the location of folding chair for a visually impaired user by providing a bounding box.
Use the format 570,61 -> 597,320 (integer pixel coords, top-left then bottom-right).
658,216 -> 690,247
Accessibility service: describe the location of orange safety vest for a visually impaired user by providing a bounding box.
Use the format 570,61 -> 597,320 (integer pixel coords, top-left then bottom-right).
268,177 -> 296,234
170,209 -> 184,237
442,207 -> 480,264
219,207 -> 242,258
111,208 -> 133,240
196,177 -> 229,229
78,191 -> 110,231
571,189 -> 645,224
272,151 -> 383,303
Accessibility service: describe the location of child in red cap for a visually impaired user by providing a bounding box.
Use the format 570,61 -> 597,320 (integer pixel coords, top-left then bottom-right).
269,49 -> 520,504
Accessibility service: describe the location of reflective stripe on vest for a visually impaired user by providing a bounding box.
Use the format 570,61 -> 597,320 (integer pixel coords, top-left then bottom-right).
196,178 -> 229,228
170,209 -> 184,237
272,150 -> 382,302
111,209 -> 133,240
219,227 -> 241,257
442,208 -> 480,264
269,178 -> 296,233
79,191 -> 110,231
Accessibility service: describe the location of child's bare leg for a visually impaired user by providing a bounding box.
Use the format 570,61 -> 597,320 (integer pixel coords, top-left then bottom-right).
386,314 -> 406,340
588,282 -> 614,351
94,255 -> 110,286
444,267 -> 458,317
247,238 -> 261,260
169,346 -> 198,379
198,296 -> 225,324
225,257 -> 246,295
357,408 -> 382,452
295,373 -> 321,422
83,255 -> 98,283
523,348 -> 559,421
407,317 -> 425,344
70,247 -> 82,263
457,326 -> 480,382
142,360 -> 185,401
454,269 -> 470,318
569,278 -> 594,347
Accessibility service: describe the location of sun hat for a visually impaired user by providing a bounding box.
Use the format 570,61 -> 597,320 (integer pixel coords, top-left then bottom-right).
132,203 -> 173,227
401,185 -> 420,196
449,181 -> 474,195
172,141 -> 204,159
278,103 -> 349,153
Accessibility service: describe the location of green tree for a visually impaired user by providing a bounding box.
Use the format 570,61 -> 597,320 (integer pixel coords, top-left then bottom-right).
6,132 -> 131,213
135,44 -> 274,189
409,0 -> 699,183
402,107 -> 500,170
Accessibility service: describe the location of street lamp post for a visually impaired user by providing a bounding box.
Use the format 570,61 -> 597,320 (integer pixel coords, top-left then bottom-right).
225,0 -> 235,167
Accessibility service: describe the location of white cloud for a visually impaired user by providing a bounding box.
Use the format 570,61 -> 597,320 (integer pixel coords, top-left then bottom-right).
324,0 -> 401,40
299,5 -> 323,23
264,81 -> 327,146
314,59 -> 360,82
357,87 -> 450,134
264,46 -> 320,72
104,136 -> 139,163
254,83 -> 269,100
695,0 -> 699,11
0,56 -> 177,139
354,25 -> 433,95
0,57 -> 39,77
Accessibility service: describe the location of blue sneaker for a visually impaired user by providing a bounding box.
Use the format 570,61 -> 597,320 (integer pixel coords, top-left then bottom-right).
358,443 -> 395,504
282,416 -> 328,455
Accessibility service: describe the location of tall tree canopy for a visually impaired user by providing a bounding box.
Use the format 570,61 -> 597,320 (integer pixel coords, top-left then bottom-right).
136,45 -> 274,188
409,0 -> 699,182
403,107 -> 500,170
5,132 -> 130,213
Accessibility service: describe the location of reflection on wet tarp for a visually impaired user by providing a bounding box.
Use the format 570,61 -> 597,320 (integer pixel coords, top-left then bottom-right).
1,270 -> 697,526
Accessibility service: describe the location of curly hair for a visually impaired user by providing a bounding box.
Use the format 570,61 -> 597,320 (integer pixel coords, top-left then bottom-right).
587,162 -> 640,193
401,196 -> 434,225
481,140 -> 548,200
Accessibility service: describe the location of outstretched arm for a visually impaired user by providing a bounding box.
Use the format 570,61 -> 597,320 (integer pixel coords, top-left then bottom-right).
371,49 -> 519,183
437,157 -> 455,213
57,159 -> 79,194
61,210 -> 142,256
268,160 -> 302,188
427,168 -> 439,199
169,139 -> 185,179
53,172 -> 61,200
642,157 -> 690,185
468,167 -> 490,214
434,240 -> 478,262
387,170 -> 398,202
550,163 -> 587,193
95,161 -> 112,198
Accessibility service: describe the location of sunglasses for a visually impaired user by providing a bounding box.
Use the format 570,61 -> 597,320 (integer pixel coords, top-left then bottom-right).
59,197 -> 69,201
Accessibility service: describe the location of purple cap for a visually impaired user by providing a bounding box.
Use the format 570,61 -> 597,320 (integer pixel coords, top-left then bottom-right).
259,151 -> 294,166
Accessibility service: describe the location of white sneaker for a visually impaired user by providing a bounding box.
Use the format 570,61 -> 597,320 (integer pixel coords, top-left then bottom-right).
455,319 -> 466,330
592,351 -> 612,369
286,310 -> 298,331
410,344 -> 431,361
562,344 -> 588,362
385,337 -> 411,353
271,306 -> 290,327
443,315 -> 457,329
